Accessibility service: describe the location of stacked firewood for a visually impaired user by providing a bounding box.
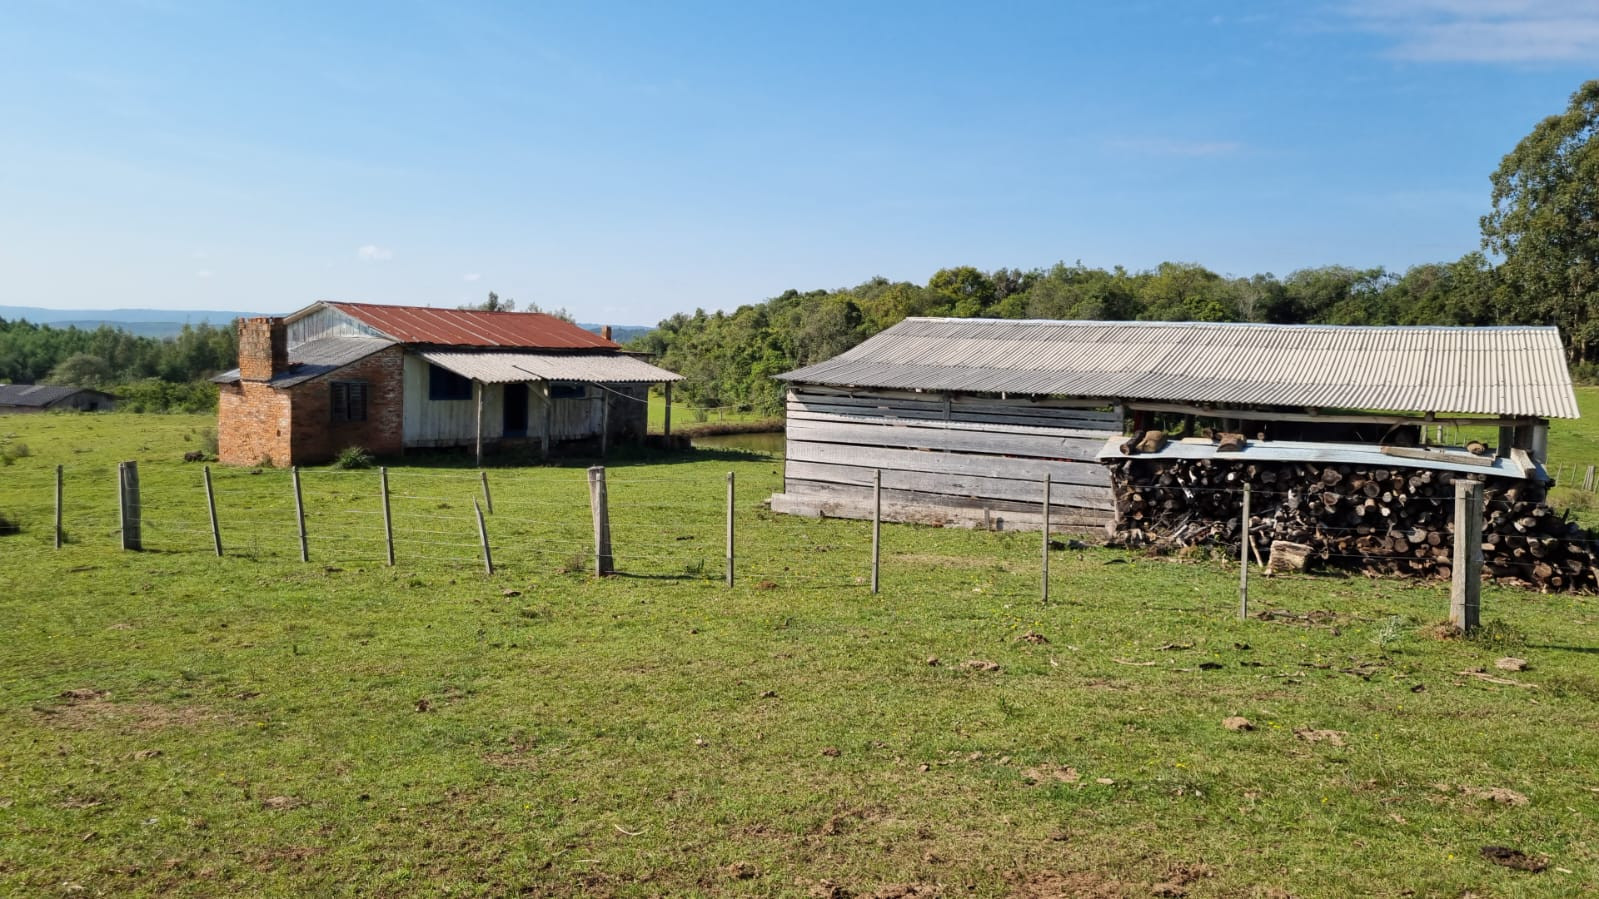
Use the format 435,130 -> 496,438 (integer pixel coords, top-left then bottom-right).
1105,457 -> 1598,592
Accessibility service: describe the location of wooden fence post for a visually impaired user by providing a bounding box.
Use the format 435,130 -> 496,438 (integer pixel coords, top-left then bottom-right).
871,469 -> 882,594
588,466 -> 613,576
480,470 -> 493,515
380,467 -> 395,567
1238,482 -> 1251,620
292,466 -> 308,563
1041,473 -> 1051,604
663,382 -> 673,440
203,465 -> 222,556
54,464 -> 63,549
1451,478 -> 1483,632
119,461 -> 141,551
474,498 -> 494,575
725,471 -> 735,588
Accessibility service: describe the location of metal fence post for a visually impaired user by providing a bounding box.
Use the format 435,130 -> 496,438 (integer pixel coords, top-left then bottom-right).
588,466 -> 613,576
203,465 -> 222,556
1451,478 -> 1483,632
292,466 -> 308,563
1238,482 -> 1251,620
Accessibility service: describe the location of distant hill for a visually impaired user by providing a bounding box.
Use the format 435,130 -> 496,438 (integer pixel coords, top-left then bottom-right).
586,324 -> 654,344
0,306 -> 255,338
0,306 -> 657,342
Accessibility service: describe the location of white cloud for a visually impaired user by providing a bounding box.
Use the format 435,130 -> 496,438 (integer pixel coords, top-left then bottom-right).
357,244 -> 393,262
196,269 -> 213,279
463,272 -> 482,282
1339,0 -> 1599,63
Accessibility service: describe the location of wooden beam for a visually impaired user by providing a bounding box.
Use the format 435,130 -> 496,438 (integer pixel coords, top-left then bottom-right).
1123,401 -> 1540,429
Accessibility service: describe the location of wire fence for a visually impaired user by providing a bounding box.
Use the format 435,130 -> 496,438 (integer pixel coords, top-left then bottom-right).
0,461 -> 875,591
4,458 -> 1583,619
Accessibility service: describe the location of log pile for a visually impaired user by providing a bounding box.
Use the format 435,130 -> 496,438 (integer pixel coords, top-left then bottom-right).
1106,457 -> 1598,592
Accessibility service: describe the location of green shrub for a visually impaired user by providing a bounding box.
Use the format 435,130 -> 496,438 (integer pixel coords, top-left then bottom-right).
1468,619 -> 1528,650
333,446 -> 374,470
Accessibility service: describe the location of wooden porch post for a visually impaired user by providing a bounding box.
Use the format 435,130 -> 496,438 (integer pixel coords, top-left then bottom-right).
663,381 -> 673,439
541,383 -> 552,459
600,386 -> 609,458
474,380 -> 483,468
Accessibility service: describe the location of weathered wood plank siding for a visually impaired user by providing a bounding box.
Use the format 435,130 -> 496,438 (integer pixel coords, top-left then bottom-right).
402,355 -> 504,447
772,386 -> 1120,532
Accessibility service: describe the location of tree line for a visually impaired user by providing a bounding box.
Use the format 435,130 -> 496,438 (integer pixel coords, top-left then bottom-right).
0,319 -> 236,412
631,256 -> 1509,415
637,80 -> 1599,416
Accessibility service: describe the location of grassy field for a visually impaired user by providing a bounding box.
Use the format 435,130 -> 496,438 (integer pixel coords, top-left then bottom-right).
3,413 -> 1599,897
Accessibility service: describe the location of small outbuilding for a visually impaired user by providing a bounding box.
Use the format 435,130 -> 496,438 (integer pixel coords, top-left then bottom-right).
214,301 -> 681,467
772,317 -> 1578,532
0,384 -> 116,414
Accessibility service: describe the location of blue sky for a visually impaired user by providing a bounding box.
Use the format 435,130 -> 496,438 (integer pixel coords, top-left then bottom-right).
2,1 -> 1597,325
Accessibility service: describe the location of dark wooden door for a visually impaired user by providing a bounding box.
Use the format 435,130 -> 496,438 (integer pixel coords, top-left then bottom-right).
503,383 -> 529,436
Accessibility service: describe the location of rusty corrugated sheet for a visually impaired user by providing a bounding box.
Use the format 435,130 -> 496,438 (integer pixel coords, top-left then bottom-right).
327,302 -> 619,350
778,318 -> 1579,418
419,351 -> 683,384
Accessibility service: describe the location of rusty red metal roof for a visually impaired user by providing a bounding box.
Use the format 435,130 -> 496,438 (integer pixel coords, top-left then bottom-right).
325,302 -> 619,350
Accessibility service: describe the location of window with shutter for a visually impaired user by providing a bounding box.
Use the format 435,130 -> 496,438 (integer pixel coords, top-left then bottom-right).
331,380 -> 368,423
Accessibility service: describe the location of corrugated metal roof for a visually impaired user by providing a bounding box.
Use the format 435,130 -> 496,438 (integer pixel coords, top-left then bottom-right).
0,384 -> 106,407
419,351 -> 683,384
211,337 -> 396,387
778,318 -> 1579,419
324,302 -> 619,350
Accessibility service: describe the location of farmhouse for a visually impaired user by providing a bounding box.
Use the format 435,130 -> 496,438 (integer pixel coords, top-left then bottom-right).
0,384 -> 116,414
214,302 -> 681,467
772,317 -> 1578,533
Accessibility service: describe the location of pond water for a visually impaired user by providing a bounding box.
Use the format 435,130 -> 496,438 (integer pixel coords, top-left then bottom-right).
689,430 -> 785,456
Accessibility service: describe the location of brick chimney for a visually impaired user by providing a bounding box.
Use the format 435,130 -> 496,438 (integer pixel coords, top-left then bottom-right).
238,317 -> 289,381
601,325 -> 613,341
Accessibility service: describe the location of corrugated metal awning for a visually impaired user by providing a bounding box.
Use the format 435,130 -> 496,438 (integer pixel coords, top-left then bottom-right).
778,318 -> 1580,419
419,351 -> 683,385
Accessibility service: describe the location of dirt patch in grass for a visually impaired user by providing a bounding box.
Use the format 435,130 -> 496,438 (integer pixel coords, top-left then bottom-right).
1008,870 -> 1131,898
891,553 -> 1004,569
37,692 -> 236,733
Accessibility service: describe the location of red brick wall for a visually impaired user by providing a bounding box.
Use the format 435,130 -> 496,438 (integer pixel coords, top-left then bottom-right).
286,346 -> 405,464
217,381 -> 292,466
218,345 -> 405,467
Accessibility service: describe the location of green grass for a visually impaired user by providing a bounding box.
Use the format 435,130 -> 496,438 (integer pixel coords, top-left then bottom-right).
646,392 -> 778,434
3,412 -> 1599,897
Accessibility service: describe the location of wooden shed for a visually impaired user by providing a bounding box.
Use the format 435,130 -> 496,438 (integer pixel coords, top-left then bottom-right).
0,385 -> 116,414
771,317 -> 1578,532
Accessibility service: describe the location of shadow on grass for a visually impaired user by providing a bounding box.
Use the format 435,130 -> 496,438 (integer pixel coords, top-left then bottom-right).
1526,643 -> 1599,655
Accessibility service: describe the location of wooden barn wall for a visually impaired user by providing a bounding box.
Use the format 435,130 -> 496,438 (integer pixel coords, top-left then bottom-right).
772,386 -> 1121,531
402,355 -> 504,447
